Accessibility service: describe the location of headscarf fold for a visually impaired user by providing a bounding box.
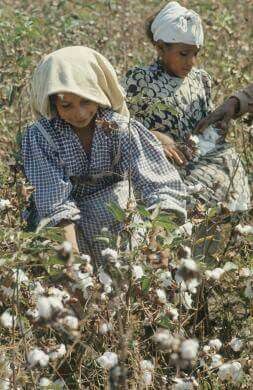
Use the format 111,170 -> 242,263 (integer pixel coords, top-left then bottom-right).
151,1 -> 204,47
31,46 -> 129,119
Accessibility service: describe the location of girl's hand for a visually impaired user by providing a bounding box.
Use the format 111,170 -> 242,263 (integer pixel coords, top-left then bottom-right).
152,130 -> 188,166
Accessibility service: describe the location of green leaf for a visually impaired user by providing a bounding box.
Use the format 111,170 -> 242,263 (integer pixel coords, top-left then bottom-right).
141,276 -> 151,293
157,315 -> 172,330
107,202 -> 126,222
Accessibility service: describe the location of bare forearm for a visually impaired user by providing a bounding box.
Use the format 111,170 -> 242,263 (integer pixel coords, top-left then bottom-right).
57,221 -> 79,254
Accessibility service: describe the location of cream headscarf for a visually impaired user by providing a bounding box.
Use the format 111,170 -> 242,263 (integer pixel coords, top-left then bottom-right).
31,46 -> 129,119
151,1 -> 204,47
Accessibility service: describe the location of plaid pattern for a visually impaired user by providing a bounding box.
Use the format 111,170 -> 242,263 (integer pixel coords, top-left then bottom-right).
22,108 -> 186,263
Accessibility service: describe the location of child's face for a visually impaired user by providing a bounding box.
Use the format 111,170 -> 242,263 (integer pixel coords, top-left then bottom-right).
55,93 -> 98,130
157,43 -> 200,78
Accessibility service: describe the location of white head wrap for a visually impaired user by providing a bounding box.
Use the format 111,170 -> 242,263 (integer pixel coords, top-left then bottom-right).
151,1 -> 204,47
31,46 -> 129,119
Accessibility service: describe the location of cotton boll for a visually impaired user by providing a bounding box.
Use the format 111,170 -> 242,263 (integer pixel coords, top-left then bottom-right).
49,344 -> 66,361
165,305 -> 179,321
31,281 -> 45,298
181,292 -> 193,309
1,286 -> 14,299
230,362 -> 242,381
26,308 -> 39,320
180,339 -> 199,360
132,265 -> 144,280
101,248 -> 118,263
0,311 -> 16,329
99,270 -> 113,287
230,338 -> 243,352
186,278 -> 200,294
152,329 -> 181,352
172,377 -> 198,390
211,354 -> 223,368
176,222 -> 193,237
140,360 -> 154,386
158,270 -> 173,288
205,268 -> 225,281
208,339 -> 222,351
202,345 -> 211,354
37,296 -> 64,320
12,268 -> 29,285
235,224 -> 253,235
156,288 -> 167,304
0,199 -> 11,211
0,379 -> 10,390
142,371 -> 153,386
59,315 -> 79,330
39,377 -> 52,388
97,351 -> 118,369
244,279 -> 253,298
239,268 -> 251,278
62,240 -> 72,253
27,349 -> 49,368
99,322 -> 113,335
218,362 -> 242,382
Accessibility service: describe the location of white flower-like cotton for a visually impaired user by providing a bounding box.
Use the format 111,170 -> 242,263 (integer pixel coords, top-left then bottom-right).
152,328 -> 176,350
235,224 -> 253,235
28,349 -> 49,368
99,322 -> 113,335
187,278 -> 200,294
101,248 -> 118,262
244,279 -> 253,298
0,199 -> 11,211
12,268 -> 29,285
181,292 -> 193,309
59,315 -> 79,330
180,339 -> 199,360
230,338 -> 243,352
39,377 -> 52,387
205,268 -> 225,281
48,287 -> 70,303
97,351 -> 118,369
132,265 -> 144,280
218,362 -> 242,382
223,262 -> 238,272
26,308 -> 39,320
239,268 -> 251,278
49,344 -> 66,361
0,311 -> 16,328
158,270 -> 173,288
208,338 -> 222,351
211,354 -> 223,368
99,270 -> 113,287
37,296 -> 64,319
156,288 -> 167,304
62,240 -> 72,253
176,222 -> 193,237
165,305 -> 179,321
181,258 -> 198,272
140,360 -> 154,386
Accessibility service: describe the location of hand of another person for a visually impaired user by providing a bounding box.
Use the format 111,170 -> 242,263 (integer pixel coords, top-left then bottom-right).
152,130 -> 188,166
195,97 -> 240,134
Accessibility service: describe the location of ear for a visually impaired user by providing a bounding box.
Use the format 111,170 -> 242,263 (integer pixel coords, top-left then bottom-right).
155,40 -> 166,57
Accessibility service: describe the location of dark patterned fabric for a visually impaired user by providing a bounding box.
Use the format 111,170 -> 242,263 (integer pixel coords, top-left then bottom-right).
123,61 -> 251,211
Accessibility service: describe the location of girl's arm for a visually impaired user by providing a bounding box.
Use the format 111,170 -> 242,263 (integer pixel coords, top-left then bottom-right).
118,119 -> 187,222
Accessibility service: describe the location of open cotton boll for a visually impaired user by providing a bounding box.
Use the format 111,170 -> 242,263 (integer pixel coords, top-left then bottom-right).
230,338 -> 243,352
140,360 -> 154,386
49,344 -> 66,361
59,315 -> 79,330
132,265 -> 144,280
37,296 -> 64,319
218,362 -> 242,382
27,349 -> 49,368
99,322 -> 113,335
211,354 -> 223,368
235,224 -> 253,235
97,351 -> 118,369
0,199 -> 11,211
205,268 -> 225,281
99,269 -> 113,287
175,222 -> 193,237
180,339 -> 199,360
158,270 -> 173,288
156,288 -> 167,304
12,268 -> 29,285
39,377 -> 52,388
208,338 -> 222,351
244,279 -> 253,298
0,310 -> 16,329
196,126 -> 220,156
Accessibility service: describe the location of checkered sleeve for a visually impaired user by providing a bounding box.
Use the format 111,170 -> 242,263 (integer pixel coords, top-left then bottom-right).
118,119 -> 187,220
22,125 -> 80,227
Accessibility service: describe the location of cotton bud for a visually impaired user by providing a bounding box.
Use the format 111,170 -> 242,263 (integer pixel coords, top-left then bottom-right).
180,339 -> 199,360
97,351 -> 118,369
28,349 -> 49,368
230,338 -> 243,352
208,338 -> 222,351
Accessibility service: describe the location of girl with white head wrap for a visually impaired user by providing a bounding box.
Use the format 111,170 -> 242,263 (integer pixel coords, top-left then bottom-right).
124,2 -> 250,213
22,46 -> 186,265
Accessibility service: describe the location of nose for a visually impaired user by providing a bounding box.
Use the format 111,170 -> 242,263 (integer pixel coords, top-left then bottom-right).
77,106 -> 88,120
187,55 -> 196,68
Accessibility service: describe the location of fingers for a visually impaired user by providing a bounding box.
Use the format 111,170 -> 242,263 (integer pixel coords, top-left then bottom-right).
164,146 -> 187,166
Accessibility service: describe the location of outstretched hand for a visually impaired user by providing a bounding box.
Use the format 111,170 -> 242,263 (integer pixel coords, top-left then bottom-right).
195,97 -> 240,134
152,130 -> 188,166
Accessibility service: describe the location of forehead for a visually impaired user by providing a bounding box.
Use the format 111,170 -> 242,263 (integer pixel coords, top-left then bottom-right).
169,43 -> 199,52
56,92 -> 84,102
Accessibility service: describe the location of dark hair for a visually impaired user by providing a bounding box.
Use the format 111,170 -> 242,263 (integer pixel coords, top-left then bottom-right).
145,2 -> 173,47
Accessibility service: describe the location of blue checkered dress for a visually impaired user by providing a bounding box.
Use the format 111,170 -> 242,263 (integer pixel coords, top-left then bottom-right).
22,108 -> 186,263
